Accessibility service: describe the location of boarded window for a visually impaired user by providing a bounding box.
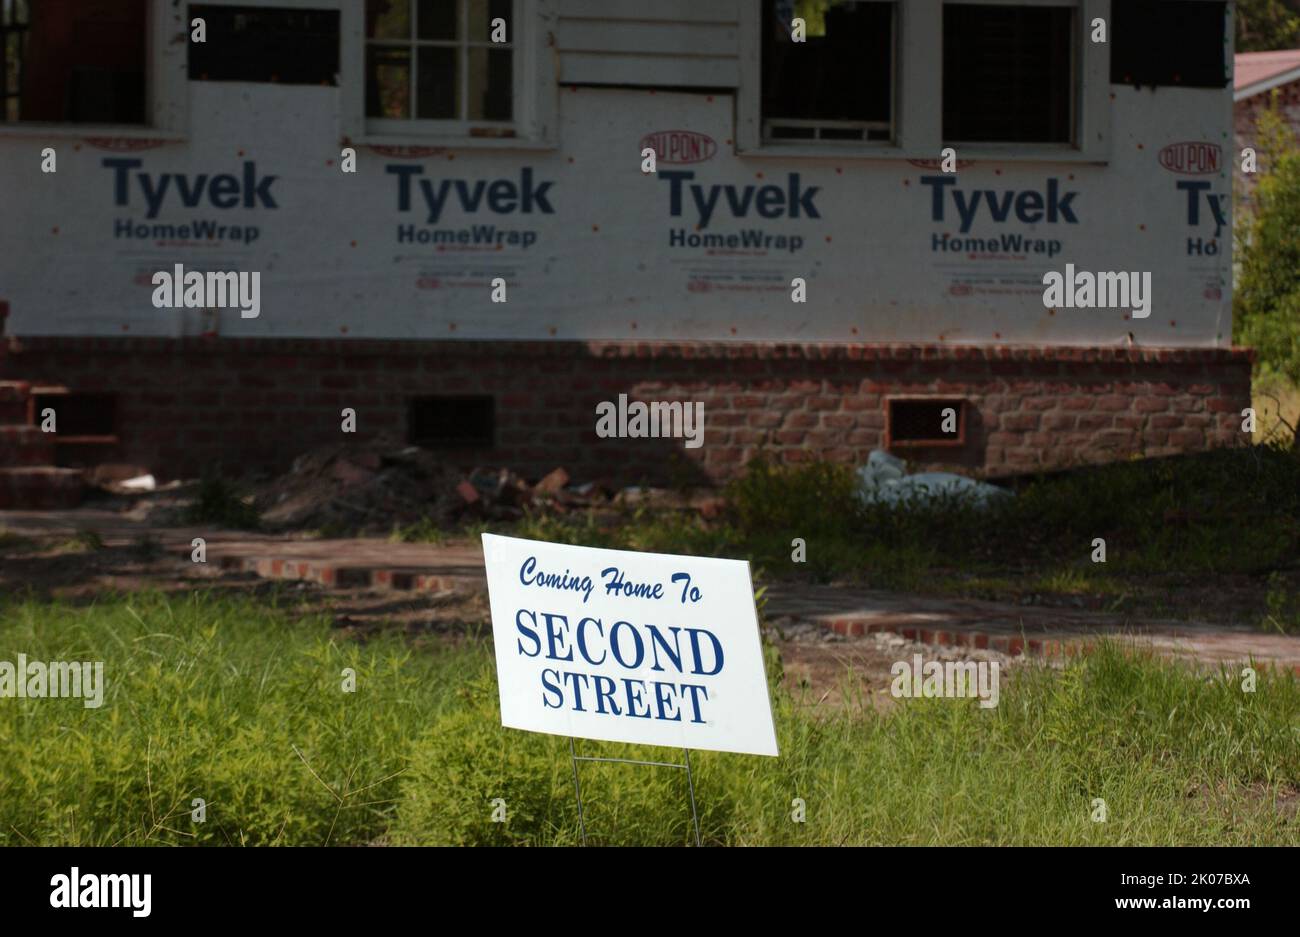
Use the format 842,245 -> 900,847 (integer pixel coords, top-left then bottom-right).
35,392 -> 116,438
407,395 -> 494,448
1111,0 -> 1228,88
887,399 -> 966,448
943,3 -> 1074,144
761,0 -> 894,143
1,0 -> 146,124
188,5 -> 340,85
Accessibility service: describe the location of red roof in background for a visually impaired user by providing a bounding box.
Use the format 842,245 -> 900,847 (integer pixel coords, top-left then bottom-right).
1235,49 -> 1300,96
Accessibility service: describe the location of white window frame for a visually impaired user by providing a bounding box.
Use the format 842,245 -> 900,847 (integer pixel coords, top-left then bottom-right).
340,0 -> 558,150
738,0 -> 1110,163
0,0 -> 188,141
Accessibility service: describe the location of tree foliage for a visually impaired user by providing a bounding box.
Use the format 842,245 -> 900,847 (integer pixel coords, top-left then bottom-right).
1235,101 -> 1300,393
1236,0 -> 1300,52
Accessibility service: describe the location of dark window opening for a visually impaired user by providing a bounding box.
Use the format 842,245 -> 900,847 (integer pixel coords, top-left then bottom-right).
887,399 -> 966,448
407,395 -> 494,448
35,392 -> 116,438
2,0 -> 146,124
365,0 -> 514,123
188,5 -> 340,85
943,3 -> 1073,144
761,0 -> 893,143
1111,1 -> 1227,88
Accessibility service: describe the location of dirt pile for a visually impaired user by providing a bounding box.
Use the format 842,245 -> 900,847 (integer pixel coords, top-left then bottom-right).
255,440 -> 466,533
252,440 -> 614,534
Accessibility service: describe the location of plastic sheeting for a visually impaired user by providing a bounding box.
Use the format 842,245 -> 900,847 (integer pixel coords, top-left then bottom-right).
855,450 -> 1013,508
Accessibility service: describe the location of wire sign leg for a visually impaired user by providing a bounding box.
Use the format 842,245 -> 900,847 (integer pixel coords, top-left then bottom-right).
683,748 -> 702,847
569,737 -> 587,847
567,740 -> 703,846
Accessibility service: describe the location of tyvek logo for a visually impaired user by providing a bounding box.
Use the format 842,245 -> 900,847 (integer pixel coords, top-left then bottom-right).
1178,180 -> 1228,241
102,158 -> 279,218
386,165 -> 555,223
920,176 -> 1079,233
659,171 -> 821,228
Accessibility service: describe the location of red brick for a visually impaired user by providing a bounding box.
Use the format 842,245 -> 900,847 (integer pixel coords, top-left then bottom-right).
1075,413 -> 1113,431
1134,397 -> 1169,413
1167,429 -> 1204,447
842,396 -> 881,411
0,337 -> 1253,484
804,395 -> 842,411
705,447 -> 744,464
999,413 -> 1041,431
1023,397 -> 1058,411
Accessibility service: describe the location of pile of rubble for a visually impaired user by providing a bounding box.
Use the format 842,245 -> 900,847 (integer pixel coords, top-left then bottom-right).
252,439 -> 625,534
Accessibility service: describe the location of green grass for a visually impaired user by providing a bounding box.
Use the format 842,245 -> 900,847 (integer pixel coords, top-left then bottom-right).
48,528 -> 105,555
1,591 -> 1295,845
1263,572 -> 1300,635
0,527 -> 37,554
1251,374 -> 1300,447
430,444 -> 1300,601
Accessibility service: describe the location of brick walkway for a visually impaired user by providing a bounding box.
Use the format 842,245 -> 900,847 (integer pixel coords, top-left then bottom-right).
761,586 -> 1300,672
4,507 -> 1298,672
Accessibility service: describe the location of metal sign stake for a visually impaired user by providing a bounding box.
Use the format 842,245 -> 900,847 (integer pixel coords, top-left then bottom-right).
568,738 -> 702,846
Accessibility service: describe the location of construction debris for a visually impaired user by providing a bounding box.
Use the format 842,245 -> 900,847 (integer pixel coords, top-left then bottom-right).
251,439 -> 630,534
533,467 -> 570,494
256,440 -> 466,533
855,450 -> 1012,508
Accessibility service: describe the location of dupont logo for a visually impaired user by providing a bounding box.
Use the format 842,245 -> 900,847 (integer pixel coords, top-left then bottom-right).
1158,142 -> 1222,175
640,130 -> 717,165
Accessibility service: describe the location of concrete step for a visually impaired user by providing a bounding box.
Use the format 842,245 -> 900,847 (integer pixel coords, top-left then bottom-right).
0,424 -> 55,466
0,381 -> 32,424
167,539 -> 489,594
0,466 -> 85,510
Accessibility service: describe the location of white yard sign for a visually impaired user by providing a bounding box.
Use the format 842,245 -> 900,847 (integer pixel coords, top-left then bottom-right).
482,534 -> 779,757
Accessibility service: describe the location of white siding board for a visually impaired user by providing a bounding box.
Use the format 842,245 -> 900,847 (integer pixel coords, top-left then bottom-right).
557,20 -> 738,57
556,0 -> 739,87
559,52 -> 739,86
557,0 -> 739,24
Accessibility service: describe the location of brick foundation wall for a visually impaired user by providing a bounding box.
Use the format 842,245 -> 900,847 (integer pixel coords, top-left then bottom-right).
0,336 -> 1253,486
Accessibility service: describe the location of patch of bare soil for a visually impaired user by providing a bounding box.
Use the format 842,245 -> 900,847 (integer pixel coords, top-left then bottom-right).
0,527 -> 489,643
766,616 -> 1024,712
935,567 -> 1299,629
